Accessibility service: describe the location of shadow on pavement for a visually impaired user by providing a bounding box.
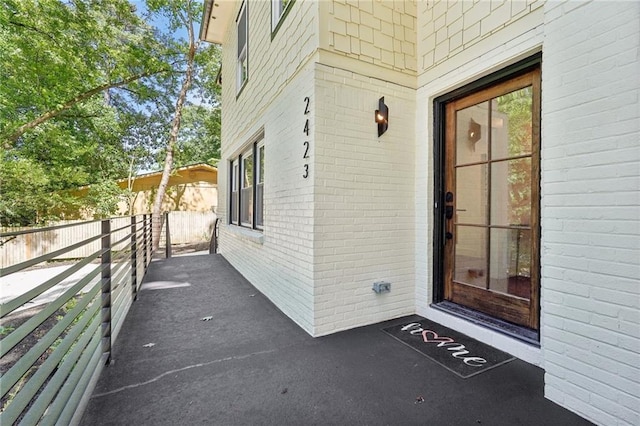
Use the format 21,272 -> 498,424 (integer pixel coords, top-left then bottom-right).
81,254 -> 592,426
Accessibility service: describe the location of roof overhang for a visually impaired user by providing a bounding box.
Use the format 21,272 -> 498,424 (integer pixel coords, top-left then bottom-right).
122,164 -> 218,192
72,163 -> 219,197
200,0 -> 235,44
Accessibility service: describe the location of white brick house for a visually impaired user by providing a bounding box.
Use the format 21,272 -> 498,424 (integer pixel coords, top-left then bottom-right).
200,1 -> 639,424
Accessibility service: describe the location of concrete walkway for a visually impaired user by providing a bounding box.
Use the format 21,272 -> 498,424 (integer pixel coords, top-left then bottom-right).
81,254 -> 592,425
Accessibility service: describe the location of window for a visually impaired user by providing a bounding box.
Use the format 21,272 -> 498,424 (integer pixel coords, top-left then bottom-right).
230,160 -> 239,224
271,0 -> 293,33
256,142 -> 265,228
240,148 -> 253,226
229,138 -> 264,230
237,2 -> 248,93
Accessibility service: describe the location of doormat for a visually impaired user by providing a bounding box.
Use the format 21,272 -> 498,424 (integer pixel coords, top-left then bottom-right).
382,317 -> 515,378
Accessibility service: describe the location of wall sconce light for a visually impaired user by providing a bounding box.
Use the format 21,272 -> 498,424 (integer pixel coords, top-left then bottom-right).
375,97 -> 389,137
468,118 -> 481,144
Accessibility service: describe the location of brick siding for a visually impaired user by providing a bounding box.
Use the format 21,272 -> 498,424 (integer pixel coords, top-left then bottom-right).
541,2 -> 640,425
313,63 -> 416,335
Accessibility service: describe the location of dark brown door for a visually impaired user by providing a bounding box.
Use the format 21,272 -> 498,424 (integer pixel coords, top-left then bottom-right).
443,68 -> 541,329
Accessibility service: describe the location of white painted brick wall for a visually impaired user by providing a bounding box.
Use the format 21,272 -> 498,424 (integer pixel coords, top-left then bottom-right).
313,63 -> 416,335
541,2 -> 640,425
219,61 -> 317,334
217,1 -> 318,334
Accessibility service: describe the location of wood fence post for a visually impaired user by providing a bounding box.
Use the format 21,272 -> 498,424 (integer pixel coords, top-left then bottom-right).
131,216 -> 137,300
165,212 -> 171,258
143,214 -> 148,266
101,219 -> 112,363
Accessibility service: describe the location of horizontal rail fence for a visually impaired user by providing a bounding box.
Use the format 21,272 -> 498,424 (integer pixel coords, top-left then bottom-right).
0,215 -> 153,425
1,211 -> 215,266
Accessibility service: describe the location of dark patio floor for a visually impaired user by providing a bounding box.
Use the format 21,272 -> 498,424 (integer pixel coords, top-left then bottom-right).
80,253 -> 592,425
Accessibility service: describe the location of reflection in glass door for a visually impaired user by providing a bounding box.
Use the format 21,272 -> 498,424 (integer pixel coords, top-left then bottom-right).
443,68 -> 541,329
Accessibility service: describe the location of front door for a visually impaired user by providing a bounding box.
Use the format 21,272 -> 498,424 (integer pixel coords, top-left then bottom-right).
443,67 -> 541,330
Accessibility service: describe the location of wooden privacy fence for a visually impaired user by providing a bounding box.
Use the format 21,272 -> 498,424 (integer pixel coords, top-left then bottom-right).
163,211 -> 216,245
0,215 -> 153,425
1,211 -> 216,266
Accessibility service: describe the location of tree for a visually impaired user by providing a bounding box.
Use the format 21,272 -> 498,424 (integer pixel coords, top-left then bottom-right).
0,0 -> 168,225
0,97 -> 129,225
0,0 -> 169,146
146,0 -> 205,250
0,0 -> 222,228
153,43 -> 222,168
171,104 -> 220,166
0,158 -> 63,226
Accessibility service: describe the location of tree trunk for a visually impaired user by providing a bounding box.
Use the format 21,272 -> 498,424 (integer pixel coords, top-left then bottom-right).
151,11 -> 200,251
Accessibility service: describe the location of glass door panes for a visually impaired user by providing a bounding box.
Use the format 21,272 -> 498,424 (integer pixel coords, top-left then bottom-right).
453,86 -> 533,299
444,67 -> 540,329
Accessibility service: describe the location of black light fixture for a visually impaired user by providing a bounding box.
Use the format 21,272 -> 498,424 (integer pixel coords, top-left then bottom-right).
468,118 -> 481,144
375,97 -> 389,137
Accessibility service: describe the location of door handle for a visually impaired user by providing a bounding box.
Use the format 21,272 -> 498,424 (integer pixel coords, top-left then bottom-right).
445,192 -> 454,203
445,205 -> 454,219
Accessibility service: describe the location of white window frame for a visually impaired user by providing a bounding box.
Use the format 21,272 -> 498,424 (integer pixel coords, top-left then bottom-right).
255,141 -> 265,229
236,1 -> 248,93
230,159 -> 239,225
240,147 -> 253,227
271,0 -> 293,33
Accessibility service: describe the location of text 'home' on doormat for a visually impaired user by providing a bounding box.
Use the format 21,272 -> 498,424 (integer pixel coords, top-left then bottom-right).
382,317 -> 515,379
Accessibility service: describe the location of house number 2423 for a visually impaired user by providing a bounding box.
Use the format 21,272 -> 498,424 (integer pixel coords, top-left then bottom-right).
303,96 -> 310,178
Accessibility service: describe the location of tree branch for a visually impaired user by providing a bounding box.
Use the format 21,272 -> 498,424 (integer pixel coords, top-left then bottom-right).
58,113 -> 102,120
8,19 -> 60,46
3,68 -> 170,146
118,87 -> 142,96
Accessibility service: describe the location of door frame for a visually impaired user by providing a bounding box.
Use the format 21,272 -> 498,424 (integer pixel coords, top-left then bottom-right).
432,53 -> 542,342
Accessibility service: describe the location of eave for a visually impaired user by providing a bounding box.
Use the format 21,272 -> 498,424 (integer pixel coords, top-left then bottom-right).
200,0 -> 235,44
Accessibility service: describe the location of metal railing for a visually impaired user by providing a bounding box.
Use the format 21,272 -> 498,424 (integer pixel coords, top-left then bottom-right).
0,215 -> 153,425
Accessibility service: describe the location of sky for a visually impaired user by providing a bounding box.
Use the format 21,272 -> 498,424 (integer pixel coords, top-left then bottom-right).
131,0 -> 192,42
130,0 -> 208,106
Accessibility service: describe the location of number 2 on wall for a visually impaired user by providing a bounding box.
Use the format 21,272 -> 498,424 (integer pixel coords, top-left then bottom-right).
304,96 -> 310,114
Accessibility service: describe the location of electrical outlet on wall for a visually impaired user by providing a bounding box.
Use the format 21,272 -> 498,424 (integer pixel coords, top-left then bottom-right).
372,281 -> 391,294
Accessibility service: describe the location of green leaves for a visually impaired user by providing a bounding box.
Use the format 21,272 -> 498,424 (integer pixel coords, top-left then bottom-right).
0,0 -> 221,226
174,104 -> 221,167
0,0 -> 168,143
